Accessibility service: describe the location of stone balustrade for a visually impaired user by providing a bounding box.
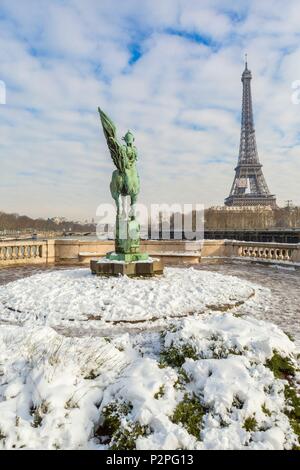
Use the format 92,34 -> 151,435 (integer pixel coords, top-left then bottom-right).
0,240 -> 55,266
0,244 -> 42,260
237,244 -> 292,261
231,241 -> 300,264
197,240 -> 300,265
0,238 -> 299,267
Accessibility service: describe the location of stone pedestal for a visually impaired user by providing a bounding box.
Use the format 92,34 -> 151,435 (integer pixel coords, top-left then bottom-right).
115,215 -> 141,255
90,258 -> 164,277
90,215 -> 164,276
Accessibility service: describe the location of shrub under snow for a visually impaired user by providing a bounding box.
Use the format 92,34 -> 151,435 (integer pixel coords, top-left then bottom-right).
0,312 -> 299,450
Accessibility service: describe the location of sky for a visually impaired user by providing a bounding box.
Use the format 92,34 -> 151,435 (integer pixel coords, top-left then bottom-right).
0,0 -> 300,220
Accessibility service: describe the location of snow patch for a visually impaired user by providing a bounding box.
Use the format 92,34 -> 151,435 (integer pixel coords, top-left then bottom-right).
0,268 -> 259,329
0,313 -> 298,450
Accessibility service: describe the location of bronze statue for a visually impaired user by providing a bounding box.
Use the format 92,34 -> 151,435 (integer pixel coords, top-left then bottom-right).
98,108 -> 140,217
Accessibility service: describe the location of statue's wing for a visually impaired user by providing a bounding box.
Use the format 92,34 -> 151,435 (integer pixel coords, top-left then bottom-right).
98,108 -> 123,171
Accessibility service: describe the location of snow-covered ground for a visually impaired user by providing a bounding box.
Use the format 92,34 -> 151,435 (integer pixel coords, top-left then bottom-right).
195,262 -> 300,347
0,267 -> 299,450
0,268 -> 262,333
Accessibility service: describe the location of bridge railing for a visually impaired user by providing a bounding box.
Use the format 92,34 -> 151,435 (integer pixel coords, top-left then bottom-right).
231,241 -> 299,264
0,239 -> 299,267
0,240 -> 55,266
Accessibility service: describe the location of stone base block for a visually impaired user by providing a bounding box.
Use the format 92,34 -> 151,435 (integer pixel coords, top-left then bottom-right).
90,258 -> 164,277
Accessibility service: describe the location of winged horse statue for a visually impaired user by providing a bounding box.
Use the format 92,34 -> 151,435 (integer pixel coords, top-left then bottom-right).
98,108 -> 140,218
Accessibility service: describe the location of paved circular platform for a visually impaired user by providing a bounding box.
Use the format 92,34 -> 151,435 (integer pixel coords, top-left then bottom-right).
0,267 -> 263,335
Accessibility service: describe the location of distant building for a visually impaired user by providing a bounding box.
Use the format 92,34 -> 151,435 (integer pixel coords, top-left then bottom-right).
51,217 -> 68,225
225,59 -> 276,207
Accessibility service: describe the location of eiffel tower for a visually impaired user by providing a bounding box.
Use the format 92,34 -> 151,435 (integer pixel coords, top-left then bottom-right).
225,58 -> 276,207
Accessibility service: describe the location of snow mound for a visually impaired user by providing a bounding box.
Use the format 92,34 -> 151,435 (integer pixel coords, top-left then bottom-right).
0,313 -> 298,450
0,268 -> 259,330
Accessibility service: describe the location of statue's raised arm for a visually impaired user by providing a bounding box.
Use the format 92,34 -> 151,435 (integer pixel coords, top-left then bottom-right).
98,107 -> 124,172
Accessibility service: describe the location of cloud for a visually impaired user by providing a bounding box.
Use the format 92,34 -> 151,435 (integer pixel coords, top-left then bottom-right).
0,0 -> 299,220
